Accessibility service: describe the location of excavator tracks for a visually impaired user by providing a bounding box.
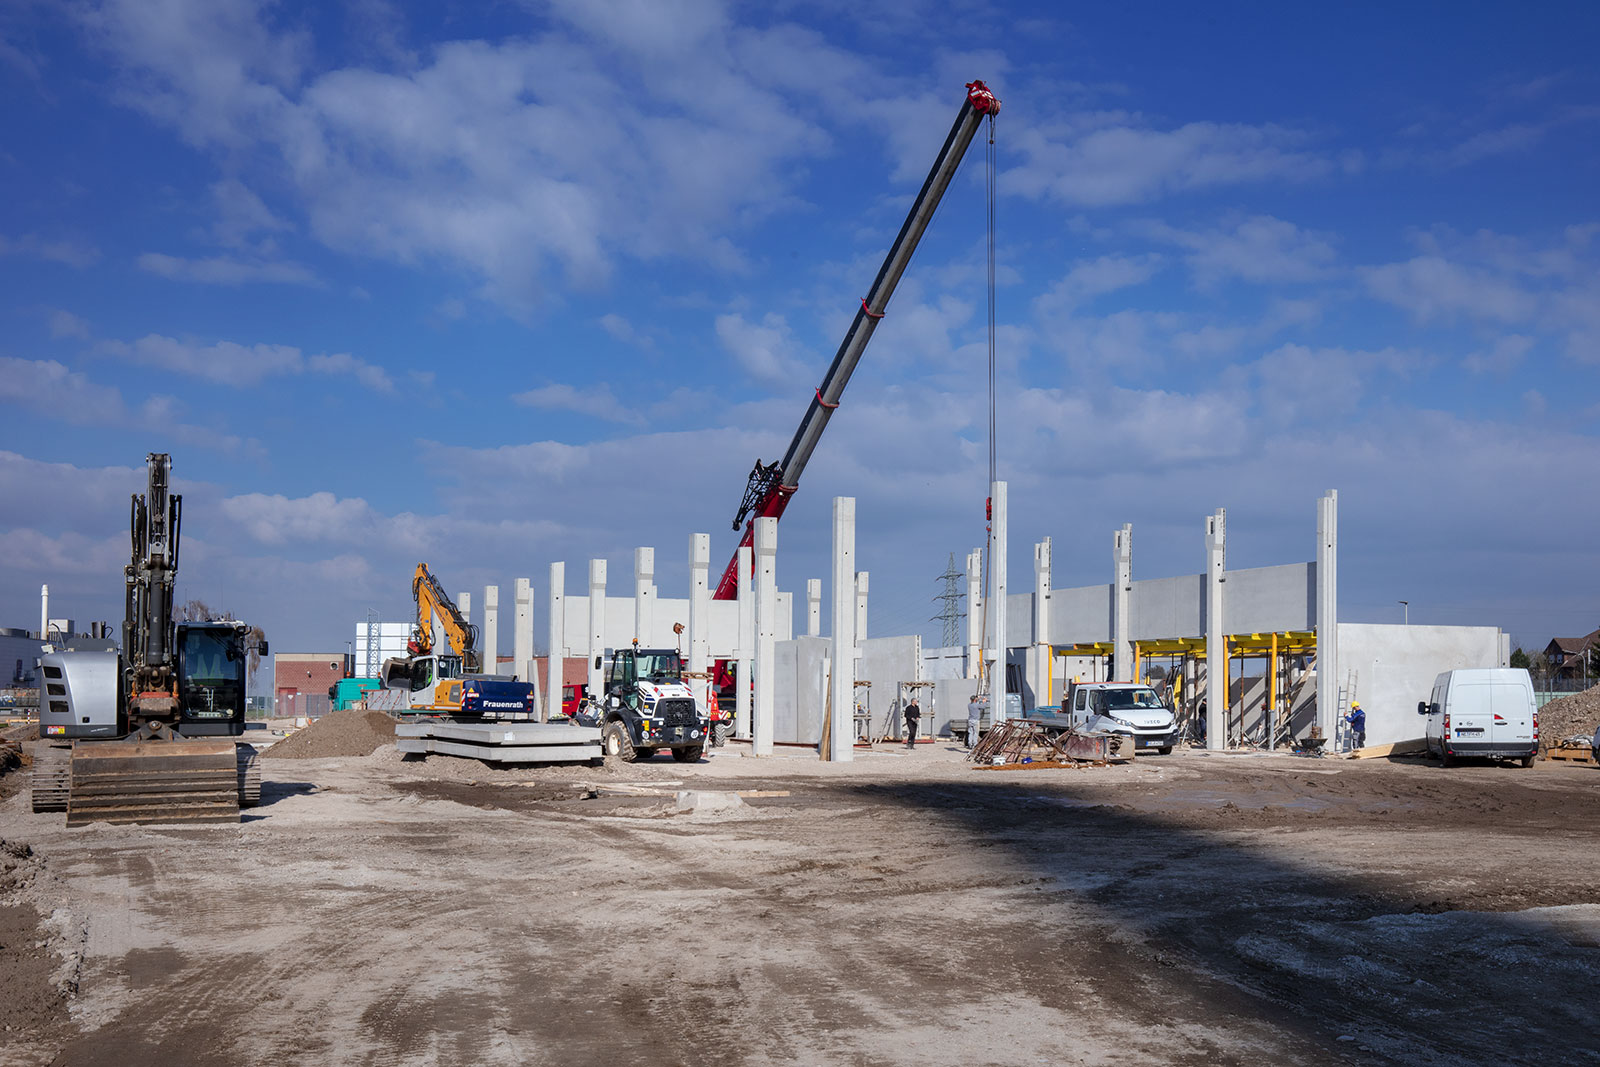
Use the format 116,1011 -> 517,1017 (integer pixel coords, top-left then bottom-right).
65,740 -> 242,826
30,745 -> 71,813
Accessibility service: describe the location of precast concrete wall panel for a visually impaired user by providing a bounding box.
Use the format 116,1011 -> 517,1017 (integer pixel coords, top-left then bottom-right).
925,677 -> 980,737
560,594 -> 781,658
923,646 -> 967,680
857,635 -> 922,736
1047,584 -> 1113,645
1129,574 -> 1204,641
1007,593 -> 1035,647
1336,623 -> 1505,749
1043,564 -> 1315,650
772,636 -> 829,745
1224,564 -> 1315,635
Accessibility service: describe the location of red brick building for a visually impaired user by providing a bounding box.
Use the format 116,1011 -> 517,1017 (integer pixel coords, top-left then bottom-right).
274,653 -> 348,718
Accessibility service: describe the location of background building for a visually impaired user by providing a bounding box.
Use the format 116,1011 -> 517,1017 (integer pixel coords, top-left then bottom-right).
274,653 -> 349,719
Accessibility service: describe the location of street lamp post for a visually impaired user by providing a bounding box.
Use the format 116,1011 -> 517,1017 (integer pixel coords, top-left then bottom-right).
1399,600 -> 1409,625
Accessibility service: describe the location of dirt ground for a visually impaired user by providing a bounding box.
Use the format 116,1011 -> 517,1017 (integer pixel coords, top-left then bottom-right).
1,735 -> 1597,1067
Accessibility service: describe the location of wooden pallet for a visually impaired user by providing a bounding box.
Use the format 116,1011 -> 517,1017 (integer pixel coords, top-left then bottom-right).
1544,746 -> 1597,765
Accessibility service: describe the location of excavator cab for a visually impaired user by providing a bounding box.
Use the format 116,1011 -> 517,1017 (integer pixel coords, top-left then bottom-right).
174,622 -> 257,736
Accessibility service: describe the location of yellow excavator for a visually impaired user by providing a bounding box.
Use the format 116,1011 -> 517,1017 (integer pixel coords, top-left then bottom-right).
376,564 -> 536,718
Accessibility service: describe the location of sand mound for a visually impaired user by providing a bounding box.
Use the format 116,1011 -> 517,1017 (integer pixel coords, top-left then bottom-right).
262,708 -> 396,759
1540,684 -> 1600,747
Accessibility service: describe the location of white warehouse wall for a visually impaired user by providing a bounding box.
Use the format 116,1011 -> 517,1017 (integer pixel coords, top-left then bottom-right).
1336,623 -> 1508,748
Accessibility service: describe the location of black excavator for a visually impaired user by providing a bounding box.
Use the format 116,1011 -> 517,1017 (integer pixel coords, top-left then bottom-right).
32,453 -> 268,825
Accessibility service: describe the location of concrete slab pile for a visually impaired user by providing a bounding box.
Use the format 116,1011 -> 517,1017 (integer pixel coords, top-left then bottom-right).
394,720 -> 601,763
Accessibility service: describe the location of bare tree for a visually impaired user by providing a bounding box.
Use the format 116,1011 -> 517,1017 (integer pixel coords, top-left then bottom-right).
178,599 -> 214,622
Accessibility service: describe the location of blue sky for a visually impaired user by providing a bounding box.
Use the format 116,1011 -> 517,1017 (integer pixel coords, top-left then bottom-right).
2,0 -> 1597,661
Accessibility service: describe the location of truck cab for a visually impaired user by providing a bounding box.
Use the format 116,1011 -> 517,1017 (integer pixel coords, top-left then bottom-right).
1066,682 -> 1177,754
597,646 -> 709,763
1420,668 -> 1537,767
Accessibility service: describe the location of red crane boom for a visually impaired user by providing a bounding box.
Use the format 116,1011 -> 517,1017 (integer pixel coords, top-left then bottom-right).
712,79 -> 1000,601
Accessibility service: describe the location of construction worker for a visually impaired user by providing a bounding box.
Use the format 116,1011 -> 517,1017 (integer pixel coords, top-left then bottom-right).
903,697 -> 921,750
967,694 -> 983,750
1345,702 -> 1367,750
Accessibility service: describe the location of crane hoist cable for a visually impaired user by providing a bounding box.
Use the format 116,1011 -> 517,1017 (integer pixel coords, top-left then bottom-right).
977,106 -> 998,696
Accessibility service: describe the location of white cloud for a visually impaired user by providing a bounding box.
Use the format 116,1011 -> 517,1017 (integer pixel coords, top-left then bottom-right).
100,333 -> 393,391
209,177 -> 290,248
137,251 -> 317,286
0,356 -> 124,423
1253,343 -> 1427,426
1035,254 -> 1163,315
48,310 -> 92,339
715,312 -> 809,388
1463,334 -> 1534,374
1142,215 -> 1337,286
513,383 -> 642,425
306,351 -> 395,393
220,491 -> 381,546
0,233 -> 100,267
598,313 -> 653,349
1006,117 -> 1334,207
0,357 -> 247,451
1364,256 -> 1537,323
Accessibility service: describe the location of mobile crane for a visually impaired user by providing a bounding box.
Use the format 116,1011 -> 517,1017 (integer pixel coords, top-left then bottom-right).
377,563 -> 538,718
32,453 -> 266,825
709,79 -> 1000,698
714,80 -> 998,599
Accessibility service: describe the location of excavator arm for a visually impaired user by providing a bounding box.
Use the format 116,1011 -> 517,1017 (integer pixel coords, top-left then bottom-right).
410,563 -> 481,672
712,80 -> 1000,600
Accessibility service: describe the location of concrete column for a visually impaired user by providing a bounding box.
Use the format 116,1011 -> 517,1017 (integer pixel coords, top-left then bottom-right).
688,534 -> 710,675
966,548 -> 982,680
587,560 -> 606,698
634,547 -> 655,645
806,578 -> 822,637
1315,490 -> 1339,741
990,480 -> 1009,720
829,496 -> 856,762
753,518 -> 778,756
1113,524 -> 1132,682
1033,538 -> 1052,706
854,571 -> 869,643
39,585 -> 48,643
1205,509 -> 1227,750
735,546 -> 753,740
482,585 -> 499,675
458,592 -> 471,629
514,578 -> 533,683
547,562 -> 565,722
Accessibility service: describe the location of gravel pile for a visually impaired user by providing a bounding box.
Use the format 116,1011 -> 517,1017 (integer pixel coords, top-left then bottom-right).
262,709 -> 396,760
1540,684 -> 1600,747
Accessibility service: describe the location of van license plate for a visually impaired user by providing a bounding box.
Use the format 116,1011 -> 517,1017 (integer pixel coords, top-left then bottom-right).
1455,728 -> 1483,735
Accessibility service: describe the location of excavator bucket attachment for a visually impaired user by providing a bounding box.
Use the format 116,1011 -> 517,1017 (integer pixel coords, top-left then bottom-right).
66,740 -> 241,826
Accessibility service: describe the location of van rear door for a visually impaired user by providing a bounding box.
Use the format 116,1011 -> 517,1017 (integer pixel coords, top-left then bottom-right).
1448,682 -> 1493,744
1488,680 -> 1533,747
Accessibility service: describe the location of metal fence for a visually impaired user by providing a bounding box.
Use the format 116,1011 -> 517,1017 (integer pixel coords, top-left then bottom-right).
278,692 -> 333,719
1536,677 -> 1598,694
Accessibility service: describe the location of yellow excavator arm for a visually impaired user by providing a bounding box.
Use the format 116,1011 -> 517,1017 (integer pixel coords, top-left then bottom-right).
410,563 -> 480,672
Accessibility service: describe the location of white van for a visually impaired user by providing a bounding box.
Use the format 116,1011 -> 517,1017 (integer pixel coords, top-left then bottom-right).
1418,668 -> 1538,767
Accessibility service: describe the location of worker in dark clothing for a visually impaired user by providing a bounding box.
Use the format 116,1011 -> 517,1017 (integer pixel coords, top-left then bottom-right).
1345,702 -> 1367,750
903,697 -> 921,750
